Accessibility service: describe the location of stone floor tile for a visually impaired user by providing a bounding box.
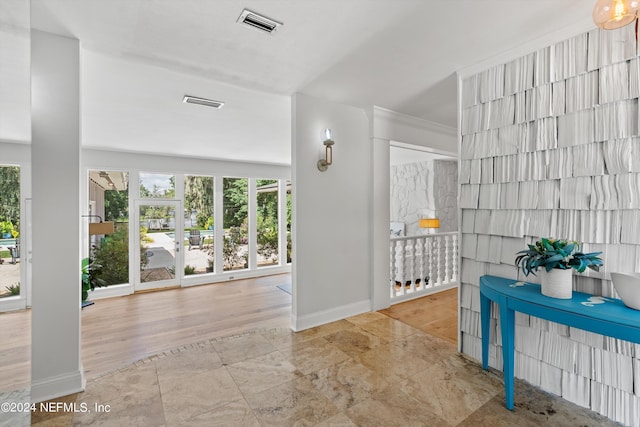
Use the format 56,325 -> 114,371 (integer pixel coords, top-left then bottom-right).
355,316 -> 420,342
244,376 -> 339,426
323,326 -> 384,357
280,337 -> 350,375
346,383 -> 449,427
399,354 -> 503,425
158,365 -> 242,426
308,358 -> 390,411
459,378 -> 624,427
212,332 -> 277,365
226,350 -> 301,395
181,399 -> 260,427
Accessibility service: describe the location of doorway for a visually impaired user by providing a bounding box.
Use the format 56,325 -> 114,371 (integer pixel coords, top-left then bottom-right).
134,199 -> 182,291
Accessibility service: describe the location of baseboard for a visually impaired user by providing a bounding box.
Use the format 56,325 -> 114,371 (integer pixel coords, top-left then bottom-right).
31,370 -> 85,403
291,299 -> 371,332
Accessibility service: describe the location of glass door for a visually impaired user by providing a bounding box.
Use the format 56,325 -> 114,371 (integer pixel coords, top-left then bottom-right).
134,200 -> 181,291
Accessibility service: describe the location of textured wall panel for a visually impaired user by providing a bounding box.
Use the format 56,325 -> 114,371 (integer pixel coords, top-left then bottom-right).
572,142 -> 605,177
602,138 -> 632,174
565,71 -> 599,114
460,23 -> 640,425
560,177 -> 592,210
599,62 -> 630,104
505,52 -> 535,95
557,109 -> 595,148
594,99 -> 638,142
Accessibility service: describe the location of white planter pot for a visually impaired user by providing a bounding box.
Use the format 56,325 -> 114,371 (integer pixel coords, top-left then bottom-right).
540,268 -> 573,299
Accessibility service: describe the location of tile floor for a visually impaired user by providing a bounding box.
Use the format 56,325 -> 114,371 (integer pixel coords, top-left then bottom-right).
29,312 -> 620,426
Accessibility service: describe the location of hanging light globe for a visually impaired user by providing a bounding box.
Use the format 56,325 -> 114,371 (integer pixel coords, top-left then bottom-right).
593,0 -> 640,30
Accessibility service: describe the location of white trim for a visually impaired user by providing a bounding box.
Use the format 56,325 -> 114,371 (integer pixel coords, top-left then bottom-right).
181,265 -> 291,287
372,106 -> 457,138
0,296 -> 26,312
291,299 -> 371,332
31,370 -> 85,404
390,140 -> 457,158
88,283 -> 133,300
457,17 -> 595,78
391,282 -> 459,305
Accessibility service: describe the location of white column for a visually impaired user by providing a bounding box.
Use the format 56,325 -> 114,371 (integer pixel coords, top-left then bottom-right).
31,30 -> 84,402
371,137 -> 391,310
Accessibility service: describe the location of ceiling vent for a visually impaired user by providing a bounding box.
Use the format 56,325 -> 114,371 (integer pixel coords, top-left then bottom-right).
182,95 -> 224,109
237,9 -> 282,34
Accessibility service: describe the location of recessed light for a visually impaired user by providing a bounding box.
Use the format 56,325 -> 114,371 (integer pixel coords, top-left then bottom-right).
237,8 -> 283,34
183,95 -> 224,109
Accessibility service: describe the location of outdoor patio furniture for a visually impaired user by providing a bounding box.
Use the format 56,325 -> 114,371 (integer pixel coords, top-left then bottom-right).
188,230 -> 204,250
8,238 -> 19,264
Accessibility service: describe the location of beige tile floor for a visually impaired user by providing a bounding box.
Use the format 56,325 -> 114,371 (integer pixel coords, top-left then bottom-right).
31,312 -> 620,426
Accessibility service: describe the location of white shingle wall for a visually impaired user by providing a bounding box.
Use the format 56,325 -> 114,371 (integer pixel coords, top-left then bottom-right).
459,25 -> 640,426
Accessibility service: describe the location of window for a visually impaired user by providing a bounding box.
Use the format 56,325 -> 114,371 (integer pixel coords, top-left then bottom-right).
0,165 -> 20,298
256,179 -> 279,267
88,170 -> 129,287
184,175 -> 214,274
223,177 -> 248,271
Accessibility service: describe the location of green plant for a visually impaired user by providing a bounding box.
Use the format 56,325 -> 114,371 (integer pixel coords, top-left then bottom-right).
184,264 -> 196,275
205,216 -> 214,230
91,227 -> 138,286
515,238 -> 603,277
82,258 -> 106,302
257,214 -> 278,263
0,220 -> 14,236
5,282 -> 19,296
223,226 -> 247,270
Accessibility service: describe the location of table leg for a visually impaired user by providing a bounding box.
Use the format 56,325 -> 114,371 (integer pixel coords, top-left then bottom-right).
480,292 -> 491,370
500,303 -> 515,410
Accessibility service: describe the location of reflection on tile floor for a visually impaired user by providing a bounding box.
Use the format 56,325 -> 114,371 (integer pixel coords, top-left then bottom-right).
31,312 -> 620,426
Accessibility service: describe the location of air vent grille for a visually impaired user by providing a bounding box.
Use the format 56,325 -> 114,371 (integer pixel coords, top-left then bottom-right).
183,95 -> 224,109
237,9 -> 282,34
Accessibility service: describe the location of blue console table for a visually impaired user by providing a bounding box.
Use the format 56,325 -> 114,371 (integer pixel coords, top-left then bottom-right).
479,275 -> 640,410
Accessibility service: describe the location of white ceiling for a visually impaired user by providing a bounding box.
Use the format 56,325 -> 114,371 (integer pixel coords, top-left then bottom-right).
1,1 -> 595,165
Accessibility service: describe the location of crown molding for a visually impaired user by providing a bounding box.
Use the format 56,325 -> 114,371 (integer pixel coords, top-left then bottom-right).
372,106 -> 457,138
457,16 -> 595,78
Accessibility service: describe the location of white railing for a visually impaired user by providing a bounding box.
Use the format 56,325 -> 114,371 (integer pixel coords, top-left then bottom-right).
390,231 -> 458,303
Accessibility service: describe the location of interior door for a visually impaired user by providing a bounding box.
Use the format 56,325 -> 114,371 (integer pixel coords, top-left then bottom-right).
134,200 -> 182,291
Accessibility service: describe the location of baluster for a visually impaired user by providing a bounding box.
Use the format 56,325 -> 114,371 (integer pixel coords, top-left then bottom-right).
405,239 -> 416,292
390,240 -> 397,298
436,235 -> 442,286
427,236 -> 433,288
452,234 -> 459,282
445,234 -> 451,284
418,236 -> 425,290
401,239 -> 408,295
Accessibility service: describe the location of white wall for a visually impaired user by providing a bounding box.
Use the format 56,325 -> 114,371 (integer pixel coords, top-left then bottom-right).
31,30 -> 83,402
291,93 -> 372,330
433,159 -> 458,232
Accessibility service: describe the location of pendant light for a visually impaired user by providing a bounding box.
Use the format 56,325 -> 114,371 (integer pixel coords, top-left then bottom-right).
593,0 -> 640,30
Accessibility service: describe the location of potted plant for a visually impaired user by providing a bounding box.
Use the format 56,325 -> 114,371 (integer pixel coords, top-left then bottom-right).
515,237 -> 603,299
0,221 -> 14,239
81,257 -> 106,307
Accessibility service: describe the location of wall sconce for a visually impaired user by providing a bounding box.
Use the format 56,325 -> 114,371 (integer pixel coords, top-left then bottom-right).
593,0 -> 640,30
419,218 -> 440,234
317,128 -> 335,172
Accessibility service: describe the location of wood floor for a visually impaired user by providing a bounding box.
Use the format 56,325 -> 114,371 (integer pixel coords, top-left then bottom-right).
379,288 -> 459,345
0,275 -> 458,393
